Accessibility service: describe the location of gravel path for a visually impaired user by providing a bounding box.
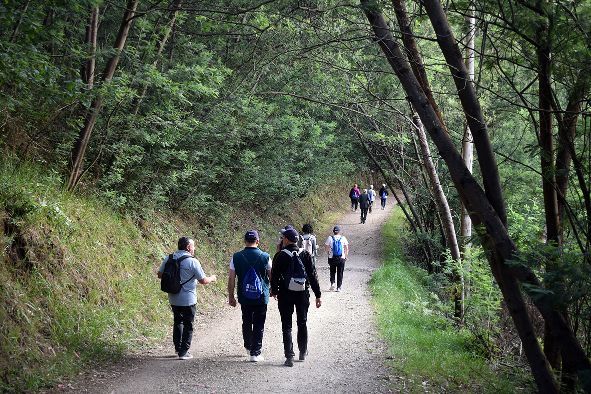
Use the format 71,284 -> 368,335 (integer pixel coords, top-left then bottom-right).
59,201 -> 396,393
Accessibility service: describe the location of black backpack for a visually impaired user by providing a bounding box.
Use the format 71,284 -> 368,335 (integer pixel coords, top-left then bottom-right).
282,249 -> 308,291
160,254 -> 193,294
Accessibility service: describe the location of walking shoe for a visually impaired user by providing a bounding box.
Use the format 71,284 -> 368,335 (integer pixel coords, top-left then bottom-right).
178,352 -> 193,360
336,287 -> 341,292
249,354 -> 264,362
299,351 -> 307,361
284,357 -> 294,367
329,283 -> 335,291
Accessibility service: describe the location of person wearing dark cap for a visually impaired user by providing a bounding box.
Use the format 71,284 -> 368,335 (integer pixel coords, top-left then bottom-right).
324,226 -> 349,292
228,230 -> 272,362
271,227 -> 322,367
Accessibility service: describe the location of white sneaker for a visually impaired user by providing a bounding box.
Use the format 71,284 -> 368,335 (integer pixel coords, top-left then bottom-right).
329,284 -> 335,291
249,354 -> 264,362
336,287 -> 341,292
179,352 -> 193,360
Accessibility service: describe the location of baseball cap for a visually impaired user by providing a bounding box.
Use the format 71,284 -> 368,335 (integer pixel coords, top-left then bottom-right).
282,228 -> 299,242
244,230 -> 259,242
333,225 -> 341,233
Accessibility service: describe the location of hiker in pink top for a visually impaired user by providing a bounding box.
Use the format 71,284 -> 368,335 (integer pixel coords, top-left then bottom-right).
348,183 -> 361,211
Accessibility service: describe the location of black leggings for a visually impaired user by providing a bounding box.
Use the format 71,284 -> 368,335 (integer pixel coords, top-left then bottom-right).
329,257 -> 345,288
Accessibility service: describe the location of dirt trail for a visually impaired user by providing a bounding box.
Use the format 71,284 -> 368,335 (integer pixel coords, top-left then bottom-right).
59,201 -> 396,393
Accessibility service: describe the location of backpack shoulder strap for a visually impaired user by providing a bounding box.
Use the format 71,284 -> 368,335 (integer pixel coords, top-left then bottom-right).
178,255 -> 195,286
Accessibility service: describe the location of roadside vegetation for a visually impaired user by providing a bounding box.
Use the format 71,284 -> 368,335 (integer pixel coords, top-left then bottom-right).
371,207 -> 532,393
0,158 -> 351,391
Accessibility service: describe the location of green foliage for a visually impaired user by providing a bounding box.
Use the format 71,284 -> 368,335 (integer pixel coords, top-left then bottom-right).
371,207 -> 525,392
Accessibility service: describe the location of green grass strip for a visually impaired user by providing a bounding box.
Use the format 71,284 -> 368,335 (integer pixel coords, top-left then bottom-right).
371,207 -> 516,393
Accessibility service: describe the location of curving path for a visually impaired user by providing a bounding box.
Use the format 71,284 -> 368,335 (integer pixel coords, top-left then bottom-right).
57,200 -> 396,393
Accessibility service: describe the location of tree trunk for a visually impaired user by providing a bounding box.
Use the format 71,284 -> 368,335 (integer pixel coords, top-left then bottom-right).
67,0 -> 139,190
412,113 -> 462,316
460,3 -> 476,315
359,2 -> 591,391
537,11 -> 562,371
391,0 -> 461,317
10,0 -> 31,43
132,0 -> 182,115
421,0 -> 507,227
81,6 -> 99,89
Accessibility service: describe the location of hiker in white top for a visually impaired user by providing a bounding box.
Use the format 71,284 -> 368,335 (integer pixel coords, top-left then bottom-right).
368,184 -> 376,213
299,223 -> 319,265
324,226 -> 349,292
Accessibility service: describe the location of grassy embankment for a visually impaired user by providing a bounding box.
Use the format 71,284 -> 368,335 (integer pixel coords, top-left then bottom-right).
0,158 -> 351,392
371,207 -> 521,393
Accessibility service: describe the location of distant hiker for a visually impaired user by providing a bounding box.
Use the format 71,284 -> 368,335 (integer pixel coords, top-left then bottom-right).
300,223 -> 319,265
158,237 -> 217,360
349,183 -> 361,211
227,230 -> 272,362
368,184 -> 376,213
379,184 -> 389,210
324,226 -> 349,292
359,189 -> 370,224
276,224 -> 296,254
271,227 -> 322,367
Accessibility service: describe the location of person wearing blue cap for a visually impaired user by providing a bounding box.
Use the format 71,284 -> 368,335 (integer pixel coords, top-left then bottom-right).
271,226 -> 322,367
227,230 -> 272,362
324,225 -> 349,291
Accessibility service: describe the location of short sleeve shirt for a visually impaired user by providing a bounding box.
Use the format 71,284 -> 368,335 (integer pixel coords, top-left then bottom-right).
158,250 -> 206,306
325,235 -> 349,258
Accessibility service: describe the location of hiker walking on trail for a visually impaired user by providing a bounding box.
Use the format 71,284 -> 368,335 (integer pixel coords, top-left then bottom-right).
227,230 -> 272,362
158,237 -> 217,360
300,223 -> 319,265
359,189 -> 370,224
324,226 -> 349,292
271,227 -> 322,367
379,184 -> 389,210
368,184 -> 376,213
349,183 -> 361,211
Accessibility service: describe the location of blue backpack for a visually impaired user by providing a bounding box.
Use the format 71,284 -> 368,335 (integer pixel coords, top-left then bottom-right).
331,235 -> 343,257
242,265 -> 263,300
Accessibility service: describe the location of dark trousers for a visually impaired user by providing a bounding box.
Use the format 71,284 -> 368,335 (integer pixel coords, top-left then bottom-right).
381,198 -> 387,209
278,291 -> 310,359
329,257 -> 345,288
350,197 -> 359,210
360,207 -> 369,223
369,200 -> 374,213
241,303 -> 268,356
171,304 -> 196,355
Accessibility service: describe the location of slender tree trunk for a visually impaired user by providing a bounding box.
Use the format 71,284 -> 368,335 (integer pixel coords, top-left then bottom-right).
67,0 -> 139,190
459,3 -> 475,316
9,0 -> 31,43
132,0 -> 182,115
390,0 -> 461,317
81,6 -> 99,89
360,2 -> 591,390
412,113 -> 462,316
421,0 -> 507,227
537,11 -> 562,371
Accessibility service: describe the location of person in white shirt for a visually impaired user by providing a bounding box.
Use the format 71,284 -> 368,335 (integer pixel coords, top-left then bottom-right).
368,184 -> 377,213
324,226 -> 349,292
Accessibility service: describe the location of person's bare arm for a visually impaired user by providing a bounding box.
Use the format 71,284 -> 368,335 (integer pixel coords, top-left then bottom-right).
198,274 -> 217,285
344,244 -> 349,259
228,270 -> 237,307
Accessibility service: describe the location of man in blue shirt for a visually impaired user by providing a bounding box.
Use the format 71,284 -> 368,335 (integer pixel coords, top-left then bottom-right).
158,237 -> 217,360
227,230 -> 272,362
